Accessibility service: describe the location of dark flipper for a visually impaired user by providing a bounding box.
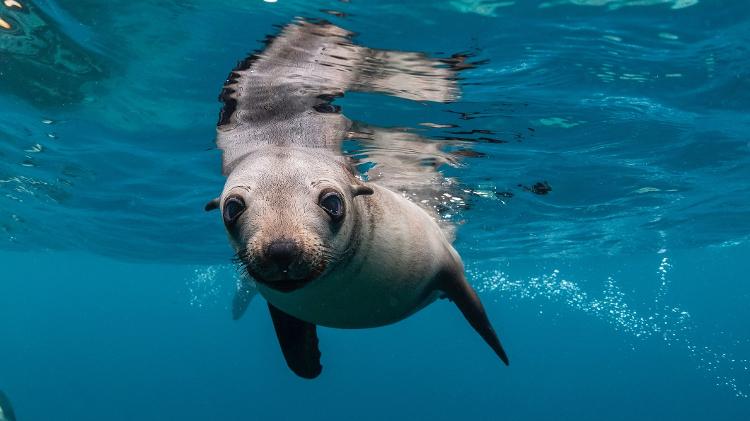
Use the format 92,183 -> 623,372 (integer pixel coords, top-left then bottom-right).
232,279 -> 257,320
267,303 -> 322,379
438,270 -> 510,366
0,390 -> 16,421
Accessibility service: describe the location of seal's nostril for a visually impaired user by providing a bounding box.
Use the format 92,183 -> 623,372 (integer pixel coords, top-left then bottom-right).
266,240 -> 299,270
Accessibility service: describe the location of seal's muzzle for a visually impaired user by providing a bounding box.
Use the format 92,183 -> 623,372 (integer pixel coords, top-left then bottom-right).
265,239 -> 300,272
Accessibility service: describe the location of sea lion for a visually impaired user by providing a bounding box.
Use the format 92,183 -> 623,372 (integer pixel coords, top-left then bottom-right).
206,19 -> 509,378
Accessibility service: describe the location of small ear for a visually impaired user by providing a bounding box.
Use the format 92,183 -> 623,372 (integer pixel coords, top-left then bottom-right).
204,198 -> 220,211
350,184 -> 374,197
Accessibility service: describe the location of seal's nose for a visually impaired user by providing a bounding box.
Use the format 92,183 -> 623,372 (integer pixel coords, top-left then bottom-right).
266,240 -> 300,271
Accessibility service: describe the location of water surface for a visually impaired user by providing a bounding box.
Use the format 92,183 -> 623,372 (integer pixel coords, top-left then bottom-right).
0,0 -> 748,419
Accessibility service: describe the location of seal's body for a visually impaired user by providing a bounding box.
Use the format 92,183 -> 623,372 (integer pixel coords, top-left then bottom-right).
207,19 -> 509,378
258,180 -> 454,328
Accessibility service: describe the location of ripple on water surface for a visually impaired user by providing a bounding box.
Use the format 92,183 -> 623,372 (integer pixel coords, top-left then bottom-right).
0,0 -> 748,416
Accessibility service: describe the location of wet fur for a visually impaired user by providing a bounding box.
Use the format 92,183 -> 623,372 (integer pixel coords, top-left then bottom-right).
217,143 -> 461,328
211,19 -> 509,374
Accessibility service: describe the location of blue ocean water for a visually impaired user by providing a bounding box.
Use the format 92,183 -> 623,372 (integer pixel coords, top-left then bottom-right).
0,0 -> 749,419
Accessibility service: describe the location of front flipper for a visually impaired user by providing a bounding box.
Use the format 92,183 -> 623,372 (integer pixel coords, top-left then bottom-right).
267,303 -> 322,379
438,270 -> 510,366
0,390 -> 16,421
232,278 -> 258,320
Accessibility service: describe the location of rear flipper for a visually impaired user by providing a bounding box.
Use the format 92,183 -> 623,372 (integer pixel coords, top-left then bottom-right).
438,270 -> 510,366
232,278 -> 258,320
267,303 -> 322,379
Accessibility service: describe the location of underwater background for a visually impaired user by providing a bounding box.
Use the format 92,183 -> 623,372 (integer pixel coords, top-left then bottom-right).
1,0 -> 749,419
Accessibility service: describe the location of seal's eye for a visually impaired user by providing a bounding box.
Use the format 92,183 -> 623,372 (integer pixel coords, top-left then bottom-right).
223,195 -> 246,225
319,190 -> 344,221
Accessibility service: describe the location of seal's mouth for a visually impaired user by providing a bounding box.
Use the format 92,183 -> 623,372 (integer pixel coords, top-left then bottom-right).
234,248 -> 327,293
258,277 -> 313,293
241,265 -> 317,293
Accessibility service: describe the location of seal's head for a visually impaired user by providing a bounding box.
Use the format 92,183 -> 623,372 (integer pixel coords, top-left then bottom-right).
206,147 -> 373,293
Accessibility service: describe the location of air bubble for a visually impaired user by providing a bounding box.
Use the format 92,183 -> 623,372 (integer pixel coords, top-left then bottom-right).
469,256 -> 749,399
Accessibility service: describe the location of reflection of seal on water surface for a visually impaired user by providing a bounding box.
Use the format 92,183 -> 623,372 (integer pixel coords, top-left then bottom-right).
206,19 -> 509,379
